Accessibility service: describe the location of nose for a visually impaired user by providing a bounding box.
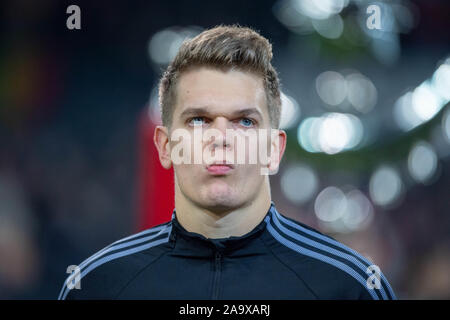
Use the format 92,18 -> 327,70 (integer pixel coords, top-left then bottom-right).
209,117 -> 232,149
212,117 -> 230,134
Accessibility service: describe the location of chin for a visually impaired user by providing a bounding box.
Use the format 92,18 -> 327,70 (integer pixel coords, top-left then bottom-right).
201,185 -> 242,213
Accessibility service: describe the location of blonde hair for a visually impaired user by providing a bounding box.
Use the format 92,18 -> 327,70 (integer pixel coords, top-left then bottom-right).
158,24 -> 282,128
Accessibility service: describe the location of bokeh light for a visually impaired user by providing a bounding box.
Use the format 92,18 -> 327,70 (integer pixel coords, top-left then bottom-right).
341,189 -> 374,232
314,186 -> 347,222
394,91 -> 419,131
411,81 -> 444,123
293,0 -> 347,20
315,186 -> 374,233
394,65 -> 449,132
297,113 -> 363,154
148,26 -> 202,65
443,108 -> 450,144
408,141 -> 439,184
369,165 -> 404,207
311,14 -> 344,39
346,73 -> 378,113
147,86 -> 161,124
279,92 -> 301,130
273,0 -> 314,34
431,59 -> 450,101
316,71 -> 347,106
281,164 -> 319,205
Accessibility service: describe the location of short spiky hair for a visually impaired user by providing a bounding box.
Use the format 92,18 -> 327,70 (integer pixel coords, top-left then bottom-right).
158,24 -> 282,128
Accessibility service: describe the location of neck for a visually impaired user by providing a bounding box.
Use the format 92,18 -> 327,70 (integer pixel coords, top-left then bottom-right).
174,182 -> 272,239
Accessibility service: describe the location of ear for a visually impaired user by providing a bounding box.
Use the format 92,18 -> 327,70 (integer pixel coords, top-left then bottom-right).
267,129 -> 287,175
154,126 -> 173,169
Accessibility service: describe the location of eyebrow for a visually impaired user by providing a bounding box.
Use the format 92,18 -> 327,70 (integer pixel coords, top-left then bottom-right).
179,107 -> 264,121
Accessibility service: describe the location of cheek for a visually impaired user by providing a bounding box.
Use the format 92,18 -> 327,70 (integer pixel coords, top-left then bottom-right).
232,134 -> 272,166
174,164 -> 202,179
173,165 -> 195,191
233,165 -> 265,187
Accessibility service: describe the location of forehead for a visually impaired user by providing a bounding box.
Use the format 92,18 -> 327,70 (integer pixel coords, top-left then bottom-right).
173,67 -> 268,119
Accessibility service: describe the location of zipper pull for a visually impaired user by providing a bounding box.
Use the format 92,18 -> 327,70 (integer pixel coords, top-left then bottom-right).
215,251 -> 222,260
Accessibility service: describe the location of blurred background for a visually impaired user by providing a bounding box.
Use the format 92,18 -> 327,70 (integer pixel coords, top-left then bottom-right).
1,0 -> 449,299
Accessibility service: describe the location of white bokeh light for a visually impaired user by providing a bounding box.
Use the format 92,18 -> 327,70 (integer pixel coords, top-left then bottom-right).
280,92 -> 301,129
408,141 -> 439,184
315,187 -> 375,234
369,166 -> 403,207
411,81 -> 444,122
394,64 -> 450,131
297,113 -> 363,154
293,0 -> 347,20
281,165 -> 319,204
297,117 -> 317,153
341,189 -> 374,232
432,62 -> 450,101
148,27 -> 202,65
443,108 -> 450,144
273,0 -> 314,34
346,73 -> 378,113
394,91 -> 421,131
316,71 -> 347,106
312,14 -> 344,39
318,113 -> 363,154
314,186 -> 347,222
319,114 -> 349,154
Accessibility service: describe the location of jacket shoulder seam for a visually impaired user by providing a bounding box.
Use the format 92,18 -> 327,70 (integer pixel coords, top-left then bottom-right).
258,236 -> 320,299
114,249 -> 172,299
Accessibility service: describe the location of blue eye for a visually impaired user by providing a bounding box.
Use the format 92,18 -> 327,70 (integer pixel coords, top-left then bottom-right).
239,118 -> 254,127
189,117 -> 205,126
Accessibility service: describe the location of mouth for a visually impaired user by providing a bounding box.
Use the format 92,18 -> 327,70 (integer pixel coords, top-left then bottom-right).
206,162 -> 235,175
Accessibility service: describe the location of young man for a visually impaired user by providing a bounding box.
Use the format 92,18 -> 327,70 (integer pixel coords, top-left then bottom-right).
59,25 -> 396,300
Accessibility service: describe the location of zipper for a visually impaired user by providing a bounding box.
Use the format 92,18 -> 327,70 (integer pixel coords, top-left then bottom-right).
211,251 -> 222,299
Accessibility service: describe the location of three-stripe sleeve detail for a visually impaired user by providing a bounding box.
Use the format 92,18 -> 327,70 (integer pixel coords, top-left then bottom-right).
266,207 -> 396,300
58,222 -> 172,300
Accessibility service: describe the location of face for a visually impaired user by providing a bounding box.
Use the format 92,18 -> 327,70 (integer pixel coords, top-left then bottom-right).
155,67 -> 286,213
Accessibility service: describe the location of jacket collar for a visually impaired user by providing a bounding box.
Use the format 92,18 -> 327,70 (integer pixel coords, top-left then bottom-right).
169,202 -> 275,256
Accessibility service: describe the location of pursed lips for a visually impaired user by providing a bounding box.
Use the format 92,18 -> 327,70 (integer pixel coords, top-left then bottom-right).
206,162 -> 234,175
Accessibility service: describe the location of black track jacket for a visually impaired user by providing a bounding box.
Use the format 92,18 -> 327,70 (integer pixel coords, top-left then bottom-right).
58,202 -> 396,300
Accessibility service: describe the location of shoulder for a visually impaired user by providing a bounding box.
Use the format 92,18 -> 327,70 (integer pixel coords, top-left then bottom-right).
58,220 -> 173,300
264,208 -> 396,300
